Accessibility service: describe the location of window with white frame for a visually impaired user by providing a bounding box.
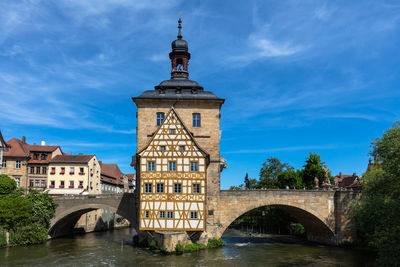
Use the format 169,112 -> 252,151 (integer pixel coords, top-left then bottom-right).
192,113 -> 201,127
169,161 -> 176,171
15,177 -> 20,187
159,211 -> 165,219
190,211 -> 198,219
167,211 -> 173,219
170,129 -> 175,134
145,210 -> 150,218
179,146 -> 185,151
190,162 -> 198,172
1,160 -> 6,168
144,183 -> 152,193
156,112 -> 165,126
15,160 -> 21,169
156,183 -> 164,193
193,184 -> 201,194
160,146 -> 166,151
147,161 -> 155,171
174,183 -> 182,193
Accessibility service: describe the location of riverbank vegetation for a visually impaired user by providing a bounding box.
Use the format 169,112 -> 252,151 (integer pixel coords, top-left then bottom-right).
352,122 -> 400,266
0,174 -> 57,247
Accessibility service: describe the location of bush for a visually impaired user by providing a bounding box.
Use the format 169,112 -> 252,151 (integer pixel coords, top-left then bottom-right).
207,238 -> 223,248
0,175 -> 17,195
0,228 -> 7,247
175,242 -> 184,254
289,223 -> 305,236
184,243 -> 206,252
150,239 -> 159,250
9,223 -> 48,245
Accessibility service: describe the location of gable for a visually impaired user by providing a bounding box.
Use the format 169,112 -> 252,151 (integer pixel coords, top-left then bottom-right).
138,108 -> 208,159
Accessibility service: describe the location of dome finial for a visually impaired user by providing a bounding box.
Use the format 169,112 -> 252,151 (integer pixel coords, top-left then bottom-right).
177,18 -> 182,40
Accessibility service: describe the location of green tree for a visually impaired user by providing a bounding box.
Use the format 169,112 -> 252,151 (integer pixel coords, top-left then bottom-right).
0,174 -> 17,194
26,190 -> 58,228
300,153 -> 326,189
229,178 -> 258,190
353,122 -> 400,266
276,170 -> 303,189
258,158 -> 294,188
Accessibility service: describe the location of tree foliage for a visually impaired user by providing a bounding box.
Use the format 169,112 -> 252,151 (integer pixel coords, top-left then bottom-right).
258,158 -> 294,189
353,122 -> 400,266
0,174 -> 57,246
0,174 -> 17,194
301,153 -> 326,189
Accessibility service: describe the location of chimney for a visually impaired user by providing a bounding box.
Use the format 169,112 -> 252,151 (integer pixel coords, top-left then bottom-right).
22,136 -> 26,144
339,172 -> 342,178
41,140 -> 46,146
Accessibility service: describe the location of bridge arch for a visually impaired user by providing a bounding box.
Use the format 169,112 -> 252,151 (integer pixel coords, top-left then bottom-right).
216,190 -> 337,245
49,194 -> 137,238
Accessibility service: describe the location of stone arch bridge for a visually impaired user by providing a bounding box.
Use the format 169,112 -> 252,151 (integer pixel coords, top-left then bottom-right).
50,190 -> 359,245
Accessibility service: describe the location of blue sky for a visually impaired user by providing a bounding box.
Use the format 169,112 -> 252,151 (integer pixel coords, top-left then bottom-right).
0,0 -> 399,189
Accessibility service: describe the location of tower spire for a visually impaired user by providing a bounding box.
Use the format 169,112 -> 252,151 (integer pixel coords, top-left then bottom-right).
177,18 -> 182,40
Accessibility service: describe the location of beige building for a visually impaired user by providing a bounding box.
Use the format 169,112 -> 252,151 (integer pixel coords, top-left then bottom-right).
46,154 -> 101,232
0,131 -> 10,174
26,142 -> 62,191
47,154 -> 101,194
2,137 -> 30,189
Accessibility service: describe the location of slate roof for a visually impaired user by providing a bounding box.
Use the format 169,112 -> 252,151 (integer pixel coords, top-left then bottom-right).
50,154 -> 95,164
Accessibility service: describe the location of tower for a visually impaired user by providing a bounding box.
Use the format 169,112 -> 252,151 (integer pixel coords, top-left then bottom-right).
132,19 -> 225,245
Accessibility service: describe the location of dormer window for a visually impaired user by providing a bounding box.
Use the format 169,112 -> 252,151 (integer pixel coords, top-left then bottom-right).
156,112 -> 165,126
41,154 -> 47,160
33,153 -> 39,160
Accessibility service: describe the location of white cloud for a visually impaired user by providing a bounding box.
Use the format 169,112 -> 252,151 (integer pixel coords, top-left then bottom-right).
228,34 -> 303,63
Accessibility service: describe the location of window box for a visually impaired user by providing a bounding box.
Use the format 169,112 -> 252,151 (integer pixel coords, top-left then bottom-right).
60,172 -> 65,175
69,185 -> 74,188
59,185 -> 65,188
78,185 -> 83,188
50,172 -> 55,175
69,172 -> 75,175
49,185 -> 55,188
79,172 -> 85,175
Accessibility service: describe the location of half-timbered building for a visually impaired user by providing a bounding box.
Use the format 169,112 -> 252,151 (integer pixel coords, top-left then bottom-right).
133,19 -> 225,238
138,108 -> 208,231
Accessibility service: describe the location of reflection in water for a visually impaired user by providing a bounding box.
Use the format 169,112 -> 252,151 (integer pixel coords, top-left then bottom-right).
0,228 -> 371,267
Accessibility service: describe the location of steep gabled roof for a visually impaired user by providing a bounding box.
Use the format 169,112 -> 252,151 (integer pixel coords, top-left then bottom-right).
136,107 -> 209,162
50,154 -> 95,164
3,138 -> 30,158
0,131 -> 10,150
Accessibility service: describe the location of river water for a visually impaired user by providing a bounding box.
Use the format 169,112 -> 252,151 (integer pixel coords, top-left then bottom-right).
0,228 -> 371,266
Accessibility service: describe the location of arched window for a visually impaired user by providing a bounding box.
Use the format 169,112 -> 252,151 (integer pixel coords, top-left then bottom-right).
156,112 -> 165,126
176,58 -> 183,71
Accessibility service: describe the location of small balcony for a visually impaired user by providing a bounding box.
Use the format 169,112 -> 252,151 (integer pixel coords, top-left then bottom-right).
49,185 -> 55,188
69,172 -> 75,175
50,172 -> 55,175
78,185 -> 83,188
59,185 -> 65,188
79,172 -> 85,175
69,185 -> 74,188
